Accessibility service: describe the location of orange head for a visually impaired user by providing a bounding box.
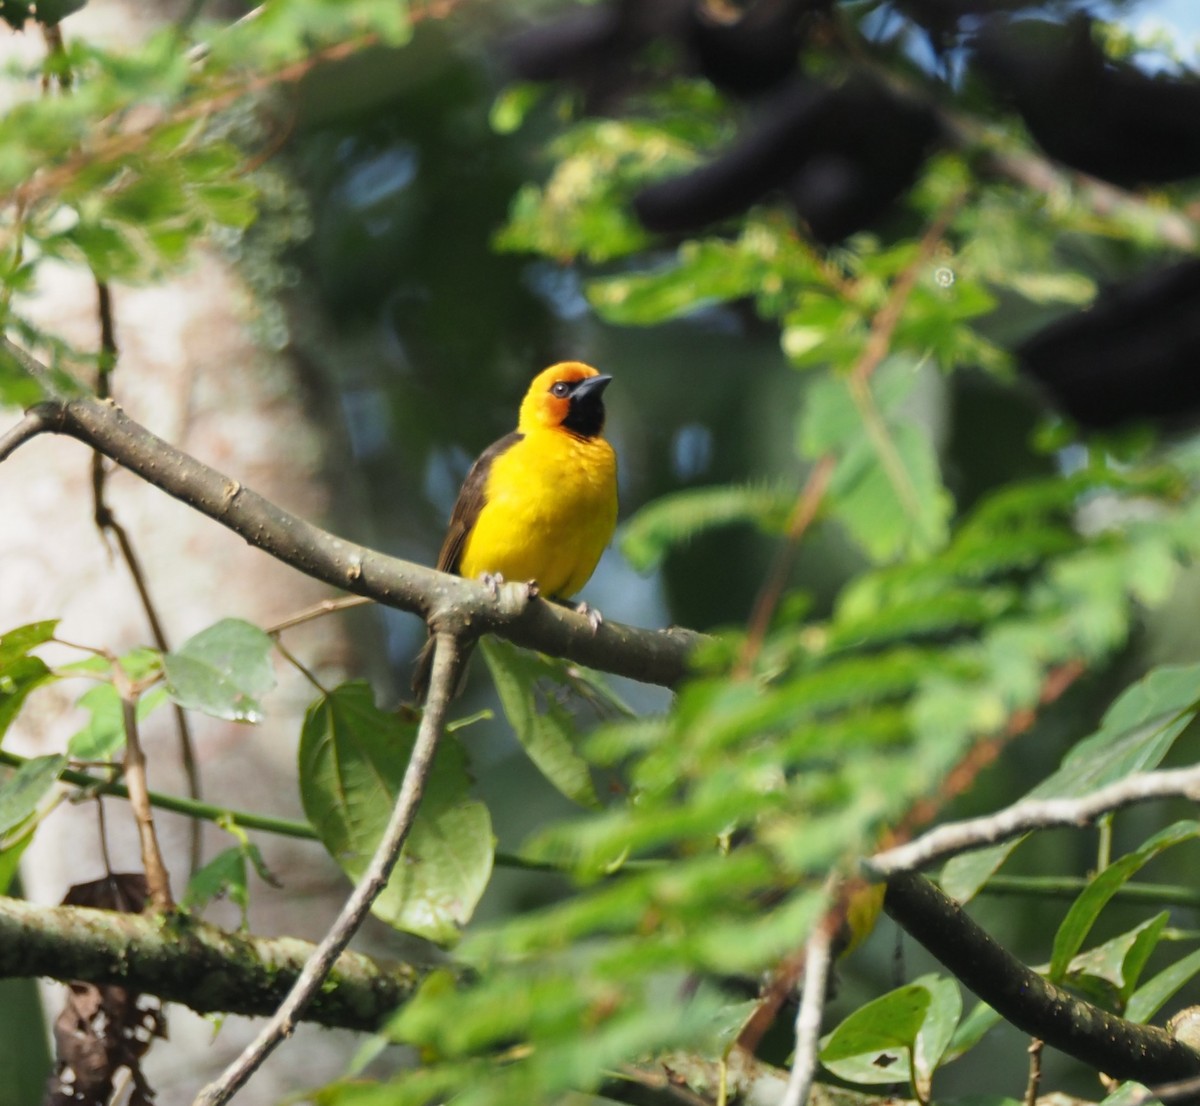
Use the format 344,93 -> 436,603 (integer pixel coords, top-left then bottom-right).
518,361 -> 612,438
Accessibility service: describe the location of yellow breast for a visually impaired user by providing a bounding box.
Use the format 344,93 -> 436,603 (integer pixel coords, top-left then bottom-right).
458,428 -> 618,599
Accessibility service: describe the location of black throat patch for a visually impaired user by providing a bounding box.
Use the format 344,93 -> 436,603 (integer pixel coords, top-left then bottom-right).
562,392 -> 606,438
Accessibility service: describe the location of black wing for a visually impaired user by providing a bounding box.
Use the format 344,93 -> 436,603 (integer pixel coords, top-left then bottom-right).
436,431 -> 524,575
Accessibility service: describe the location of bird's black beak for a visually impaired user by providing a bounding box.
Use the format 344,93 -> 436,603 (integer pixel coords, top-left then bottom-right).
562,374 -> 612,438
572,374 -> 612,401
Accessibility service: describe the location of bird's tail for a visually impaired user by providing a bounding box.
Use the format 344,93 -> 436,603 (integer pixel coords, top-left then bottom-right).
411,632 -> 474,702
411,634 -> 436,701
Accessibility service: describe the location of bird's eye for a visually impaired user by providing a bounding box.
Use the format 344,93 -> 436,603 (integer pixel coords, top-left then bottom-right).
550,381 -> 571,398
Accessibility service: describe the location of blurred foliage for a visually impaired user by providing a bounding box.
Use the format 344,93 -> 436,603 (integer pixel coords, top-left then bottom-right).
5,1 -> 1200,1105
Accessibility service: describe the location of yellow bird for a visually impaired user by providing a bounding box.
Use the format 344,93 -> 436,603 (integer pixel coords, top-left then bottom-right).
413,361 -> 618,697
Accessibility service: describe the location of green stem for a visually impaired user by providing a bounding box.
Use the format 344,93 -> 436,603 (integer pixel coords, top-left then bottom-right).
1097,813 -> 1114,871
0,749 -> 652,874
975,874 -> 1200,910
0,749 -> 316,840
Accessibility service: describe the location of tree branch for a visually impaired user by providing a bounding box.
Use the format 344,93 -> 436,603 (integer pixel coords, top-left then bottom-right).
193,631 -> 461,1106
781,916 -> 835,1106
0,341 -> 704,689
866,765 -> 1200,877
118,687 -> 174,912
0,405 -> 55,461
884,872 -> 1200,1086
0,894 -> 422,1032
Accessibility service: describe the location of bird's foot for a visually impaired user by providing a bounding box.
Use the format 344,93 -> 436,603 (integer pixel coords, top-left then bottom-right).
575,600 -> 603,634
480,572 -> 506,599
524,580 -> 540,601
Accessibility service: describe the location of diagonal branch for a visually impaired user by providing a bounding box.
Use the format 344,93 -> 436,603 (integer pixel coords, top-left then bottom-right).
866,764 -> 1200,877
0,340 -> 704,689
0,405 -> 56,461
780,915 -> 836,1106
193,630 -> 462,1106
884,871 -> 1200,1086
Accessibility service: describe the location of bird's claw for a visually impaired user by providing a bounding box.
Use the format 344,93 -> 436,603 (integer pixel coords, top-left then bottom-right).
524,580 -> 540,601
480,572 -> 505,599
576,600 -> 603,634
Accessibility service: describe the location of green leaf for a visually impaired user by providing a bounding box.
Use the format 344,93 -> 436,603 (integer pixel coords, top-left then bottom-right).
299,682 -> 493,944
0,621 -> 58,668
830,418 -> 952,561
1005,270 -> 1097,306
618,482 -> 792,572
35,0 -> 86,25
942,662 -> 1200,902
193,180 -> 259,229
107,171 -> 189,225
0,823 -> 34,895
181,843 -> 272,927
1067,912 -> 1169,1000
799,360 -> 951,562
495,119 -> 700,264
586,238 -> 769,326
0,754 -> 66,836
0,347 -> 48,407
1126,947 -> 1200,1024
0,1 -> 30,30
114,647 -> 164,683
1050,822 -> 1200,982
53,220 -> 144,281
489,83 -> 545,135
1099,1082 -> 1157,1106
943,1000 -> 1003,1063
910,974 -> 962,1100
163,619 -> 276,723
820,982 -> 931,1087
481,639 -> 600,809
0,656 -> 56,746
68,684 -> 166,761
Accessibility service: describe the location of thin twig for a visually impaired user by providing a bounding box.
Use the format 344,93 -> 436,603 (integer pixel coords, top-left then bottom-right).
192,630 -> 462,1106
615,1064 -> 712,1106
843,198 -> 964,533
0,407 -> 54,461
740,455 -> 835,671
1122,1072 -> 1200,1105
848,371 -> 927,525
868,764 -> 1200,878
95,281 -> 116,390
95,794 -> 113,875
40,21 -> 71,92
117,686 -> 174,913
90,278 -> 205,877
780,918 -> 835,1106
851,198 -> 962,387
103,514 -> 205,870
273,637 -> 327,694
266,594 -> 372,635
1024,1038 -> 1044,1106
740,201 -> 961,672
